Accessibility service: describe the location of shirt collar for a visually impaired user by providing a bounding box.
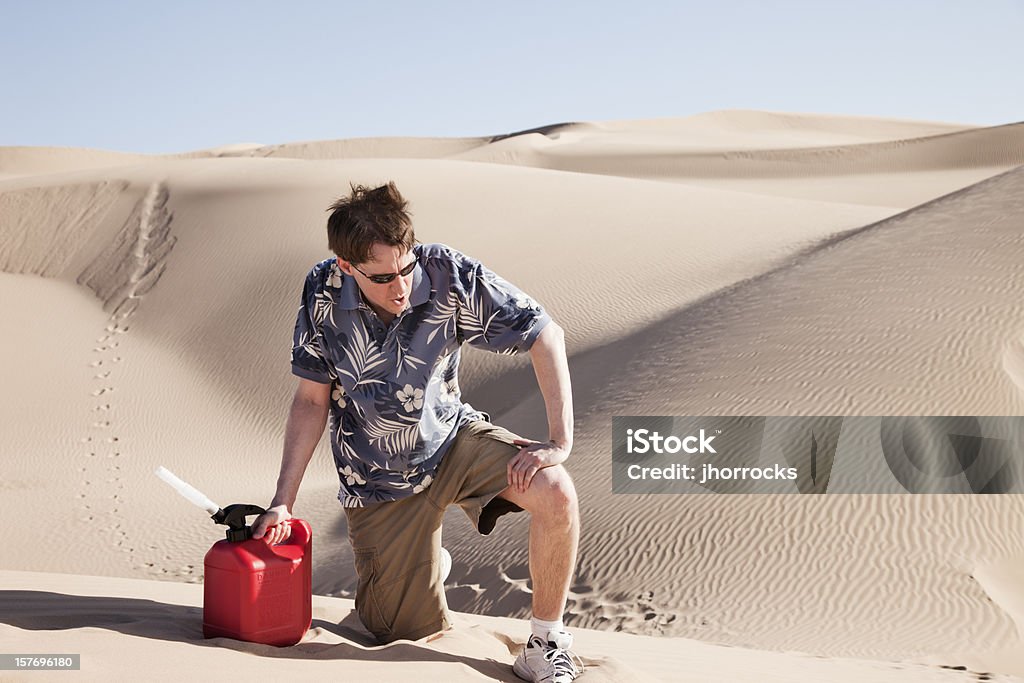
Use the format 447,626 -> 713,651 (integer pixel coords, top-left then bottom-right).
337,262 -> 362,310
409,259 -> 431,307
336,258 -> 431,310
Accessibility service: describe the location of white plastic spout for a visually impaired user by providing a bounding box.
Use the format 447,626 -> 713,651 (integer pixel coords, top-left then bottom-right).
155,466 -> 220,515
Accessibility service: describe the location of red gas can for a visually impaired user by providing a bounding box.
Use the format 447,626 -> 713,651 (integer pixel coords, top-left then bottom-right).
203,513 -> 312,646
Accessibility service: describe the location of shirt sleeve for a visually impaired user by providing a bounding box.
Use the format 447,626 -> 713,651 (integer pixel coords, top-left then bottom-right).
290,270 -> 333,384
453,253 -> 552,355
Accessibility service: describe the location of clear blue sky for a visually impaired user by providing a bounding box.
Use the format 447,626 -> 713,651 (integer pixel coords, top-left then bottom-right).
2,1 -> 1021,153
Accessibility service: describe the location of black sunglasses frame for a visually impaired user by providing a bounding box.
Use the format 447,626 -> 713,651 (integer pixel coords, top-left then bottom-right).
352,257 -> 417,284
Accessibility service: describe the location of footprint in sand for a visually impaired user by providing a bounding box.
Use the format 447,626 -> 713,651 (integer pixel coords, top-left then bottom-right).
566,587 -> 680,635
499,563 -> 534,594
77,181 -> 176,576
80,310 -> 129,564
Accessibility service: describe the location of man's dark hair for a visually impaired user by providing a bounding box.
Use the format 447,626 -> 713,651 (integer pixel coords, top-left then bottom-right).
326,181 -> 416,264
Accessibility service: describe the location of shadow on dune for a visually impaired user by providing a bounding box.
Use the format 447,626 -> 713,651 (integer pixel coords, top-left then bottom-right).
488,122 -> 579,143
484,164 -> 1024,426
0,590 -> 522,680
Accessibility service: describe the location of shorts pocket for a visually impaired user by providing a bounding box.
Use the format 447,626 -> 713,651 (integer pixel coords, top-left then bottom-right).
353,547 -> 393,640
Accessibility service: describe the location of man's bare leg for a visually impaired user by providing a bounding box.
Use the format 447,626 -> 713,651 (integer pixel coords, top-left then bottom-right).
498,464 -> 580,620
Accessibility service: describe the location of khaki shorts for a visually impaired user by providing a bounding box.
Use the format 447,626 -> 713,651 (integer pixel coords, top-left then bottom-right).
344,420 -> 525,643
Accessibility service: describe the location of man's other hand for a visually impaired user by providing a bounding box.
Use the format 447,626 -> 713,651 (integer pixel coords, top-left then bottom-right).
507,438 -> 571,493
251,504 -> 293,544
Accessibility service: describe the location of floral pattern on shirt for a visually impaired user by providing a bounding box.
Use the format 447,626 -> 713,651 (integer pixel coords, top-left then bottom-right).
290,243 -> 551,507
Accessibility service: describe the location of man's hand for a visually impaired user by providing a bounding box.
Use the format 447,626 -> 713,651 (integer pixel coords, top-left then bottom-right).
507,438 -> 571,493
251,504 -> 293,544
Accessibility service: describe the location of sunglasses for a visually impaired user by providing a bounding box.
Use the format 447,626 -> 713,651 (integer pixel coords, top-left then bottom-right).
352,257 -> 417,284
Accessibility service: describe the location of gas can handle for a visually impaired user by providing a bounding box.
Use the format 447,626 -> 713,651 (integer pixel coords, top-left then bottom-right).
277,518 -> 312,549
212,503 -> 268,542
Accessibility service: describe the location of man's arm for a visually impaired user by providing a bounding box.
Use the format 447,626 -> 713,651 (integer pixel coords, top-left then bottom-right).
506,321 -> 574,493
252,378 -> 330,541
529,321 -> 573,449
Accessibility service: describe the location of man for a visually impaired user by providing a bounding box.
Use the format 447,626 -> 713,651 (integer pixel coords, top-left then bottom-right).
252,181 -> 585,682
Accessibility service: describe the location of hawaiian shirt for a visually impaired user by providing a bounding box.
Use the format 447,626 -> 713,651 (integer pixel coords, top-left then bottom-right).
290,242 -> 551,507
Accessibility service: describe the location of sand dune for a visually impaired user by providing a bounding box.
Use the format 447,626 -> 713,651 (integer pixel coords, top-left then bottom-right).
586,110 -> 975,141
2,112 -> 1023,681
453,165 -> 1024,663
449,116 -> 1024,207
250,136 -> 488,160
0,147 -> 154,180
455,119 -> 1024,176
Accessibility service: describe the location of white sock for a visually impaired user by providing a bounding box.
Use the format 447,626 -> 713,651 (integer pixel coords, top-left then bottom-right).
531,615 -> 564,642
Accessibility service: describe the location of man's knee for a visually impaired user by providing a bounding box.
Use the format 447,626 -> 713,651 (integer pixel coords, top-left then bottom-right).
353,548 -> 451,643
367,614 -> 450,644
356,588 -> 451,644
530,465 -> 579,521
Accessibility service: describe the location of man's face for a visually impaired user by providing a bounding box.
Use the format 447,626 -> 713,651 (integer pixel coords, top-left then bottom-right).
337,242 -> 415,321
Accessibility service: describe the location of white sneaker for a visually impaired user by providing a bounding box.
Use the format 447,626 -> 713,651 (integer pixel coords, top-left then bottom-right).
513,629 -> 585,682
439,547 -> 451,584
